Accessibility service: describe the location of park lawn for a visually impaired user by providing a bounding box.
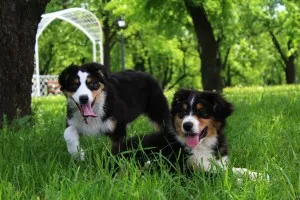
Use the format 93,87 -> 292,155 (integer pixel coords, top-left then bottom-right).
0,85 -> 299,199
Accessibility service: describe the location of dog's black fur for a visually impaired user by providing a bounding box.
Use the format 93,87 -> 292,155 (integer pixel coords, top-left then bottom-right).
59,63 -> 175,160
111,131 -> 188,172
112,89 -> 233,172
59,62 -> 172,142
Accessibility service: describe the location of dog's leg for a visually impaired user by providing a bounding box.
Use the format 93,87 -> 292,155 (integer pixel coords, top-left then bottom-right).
109,122 -> 126,142
64,126 -> 84,160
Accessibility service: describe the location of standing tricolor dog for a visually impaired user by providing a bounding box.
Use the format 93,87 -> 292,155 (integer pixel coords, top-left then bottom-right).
59,63 -> 173,160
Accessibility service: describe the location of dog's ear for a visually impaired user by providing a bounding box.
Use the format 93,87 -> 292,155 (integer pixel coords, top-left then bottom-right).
210,92 -> 234,119
172,89 -> 191,103
95,63 -> 108,79
171,89 -> 192,116
58,64 -> 78,91
81,62 -> 108,79
92,62 -> 108,78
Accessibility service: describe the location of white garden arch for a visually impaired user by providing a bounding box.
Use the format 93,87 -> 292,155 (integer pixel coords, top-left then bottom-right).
34,8 -> 103,96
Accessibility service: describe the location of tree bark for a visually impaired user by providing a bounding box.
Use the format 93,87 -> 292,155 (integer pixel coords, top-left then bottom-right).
0,0 -> 49,127
184,0 -> 223,91
133,56 -> 146,72
269,31 -> 297,84
103,16 -> 112,72
286,56 -> 296,84
222,48 -> 231,87
285,40 -> 296,84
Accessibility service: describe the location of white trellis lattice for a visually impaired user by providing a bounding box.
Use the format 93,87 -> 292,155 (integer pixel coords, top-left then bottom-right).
32,75 -> 60,96
33,8 -> 103,96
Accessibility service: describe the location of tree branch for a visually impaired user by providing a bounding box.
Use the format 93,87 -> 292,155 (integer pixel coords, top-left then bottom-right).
279,60 -> 286,71
269,31 -> 287,64
148,57 -> 153,75
162,59 -> 171,89
222,47 -> 231,69
166,74 -> 187,90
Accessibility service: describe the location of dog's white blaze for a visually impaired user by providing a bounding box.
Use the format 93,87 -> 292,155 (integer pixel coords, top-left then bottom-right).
182,115 -> 200,133
190,95 -> 195,107
72,71 -> 93,104
189,95 -> 195,115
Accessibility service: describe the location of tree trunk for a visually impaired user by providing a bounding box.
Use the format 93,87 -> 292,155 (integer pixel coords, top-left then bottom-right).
224,64 -> 232,87
184,0 -> 223,91
133,56 -> 146,71
103,16 -> 112,72
0,0 -> 49,127
269,32 -> 297,84
285,56 -> 296,84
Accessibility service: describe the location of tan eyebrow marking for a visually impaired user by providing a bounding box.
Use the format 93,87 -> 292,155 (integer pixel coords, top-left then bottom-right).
183,104 -> 188,110
87,77 -> 92,84
73,78 -> 79,83
196,103 -> 203,110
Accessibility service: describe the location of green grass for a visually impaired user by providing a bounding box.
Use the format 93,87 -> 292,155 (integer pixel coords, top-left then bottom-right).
0,85 -> 300,199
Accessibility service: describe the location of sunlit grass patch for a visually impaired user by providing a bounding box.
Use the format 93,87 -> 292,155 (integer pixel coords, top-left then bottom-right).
0,85 -> 299,199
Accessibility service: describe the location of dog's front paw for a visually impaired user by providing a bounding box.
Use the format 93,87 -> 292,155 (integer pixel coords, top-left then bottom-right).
78,148 -> 85,161
68,147 -> 85,161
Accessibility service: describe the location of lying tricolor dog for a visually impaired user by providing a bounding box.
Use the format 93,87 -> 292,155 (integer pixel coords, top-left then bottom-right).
113,89 -> 268,179
59,63 -> 173,160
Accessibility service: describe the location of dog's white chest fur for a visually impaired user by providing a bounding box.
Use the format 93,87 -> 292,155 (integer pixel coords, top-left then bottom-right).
188,137 -> 228,171
68,113 -> 115,136
64,91 -> 116,160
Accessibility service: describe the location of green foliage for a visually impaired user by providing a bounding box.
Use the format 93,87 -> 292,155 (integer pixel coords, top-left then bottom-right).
38,21 -> 94,74
236,0 -> 300,84
227,35 -> 284,86
38,0 -> 300,88
0,86 -> 300,199
108,0 -> 201,89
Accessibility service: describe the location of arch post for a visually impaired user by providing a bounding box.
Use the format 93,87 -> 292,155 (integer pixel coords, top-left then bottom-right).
98,40 -> 103,64
92,41 -> 97,62
34,40 -> 41,96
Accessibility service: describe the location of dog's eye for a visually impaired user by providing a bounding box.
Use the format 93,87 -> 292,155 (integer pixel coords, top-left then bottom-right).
178,113 -> 185,119
88,81 -> 100,90
198,109 -> 209,119
70,86 -> 77,92
178,110 -> 188,119
69,82 -> 79,92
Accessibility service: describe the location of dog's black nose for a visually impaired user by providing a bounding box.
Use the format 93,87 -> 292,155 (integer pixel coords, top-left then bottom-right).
79,95 -> 89,104
183,122 -> 193,131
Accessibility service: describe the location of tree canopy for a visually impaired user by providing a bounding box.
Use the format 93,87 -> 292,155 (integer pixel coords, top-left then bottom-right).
39,0 -> 300,90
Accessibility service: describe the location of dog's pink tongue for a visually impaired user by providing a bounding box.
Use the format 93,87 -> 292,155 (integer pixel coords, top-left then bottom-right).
81,104 -> 97,117
186,135 -> 199,148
